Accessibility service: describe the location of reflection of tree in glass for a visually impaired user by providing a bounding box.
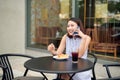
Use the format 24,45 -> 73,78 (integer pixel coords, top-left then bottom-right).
108,1 -> 116,13
108,1 -> 120,13
116,2 -> 120,12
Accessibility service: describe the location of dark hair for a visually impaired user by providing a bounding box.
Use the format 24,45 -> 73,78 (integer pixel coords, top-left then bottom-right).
67,18 -> 85,38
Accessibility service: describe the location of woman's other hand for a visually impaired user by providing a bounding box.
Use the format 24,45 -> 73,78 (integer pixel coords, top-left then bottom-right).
77,29 -> 85,38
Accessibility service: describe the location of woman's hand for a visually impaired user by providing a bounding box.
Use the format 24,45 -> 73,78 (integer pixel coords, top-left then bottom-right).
77,28 -> 85,38
47,43 -> 56,54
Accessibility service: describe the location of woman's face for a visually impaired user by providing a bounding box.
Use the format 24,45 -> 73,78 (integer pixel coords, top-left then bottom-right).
67,20 -> 78,35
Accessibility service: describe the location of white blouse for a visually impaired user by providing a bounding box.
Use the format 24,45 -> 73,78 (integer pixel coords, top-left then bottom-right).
65,36 -> 88,59
65,36 -> 91,80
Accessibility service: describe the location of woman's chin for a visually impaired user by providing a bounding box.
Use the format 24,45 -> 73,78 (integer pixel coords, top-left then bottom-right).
68,33 -> 73,36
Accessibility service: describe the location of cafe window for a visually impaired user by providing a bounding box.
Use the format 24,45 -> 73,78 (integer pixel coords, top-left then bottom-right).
86,0 -> 120,58
26,0 -> 120,58
26,0 -> 71,49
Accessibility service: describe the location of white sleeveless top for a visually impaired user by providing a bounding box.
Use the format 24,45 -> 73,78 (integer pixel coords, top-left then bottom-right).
65,36 -> 91,80
65,36 -> 88,59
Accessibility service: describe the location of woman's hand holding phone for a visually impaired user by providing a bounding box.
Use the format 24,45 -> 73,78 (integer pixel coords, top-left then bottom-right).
73,26 -> 79,36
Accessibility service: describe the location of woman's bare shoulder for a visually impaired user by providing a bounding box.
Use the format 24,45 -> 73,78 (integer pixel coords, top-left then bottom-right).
62,34 -> 67,39
84,34 -> 91,41
86,34 -> 91,39
60,34 -> 67,43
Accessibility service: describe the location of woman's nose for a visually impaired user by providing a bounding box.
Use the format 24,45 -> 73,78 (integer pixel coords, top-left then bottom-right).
69,26 -> 73,29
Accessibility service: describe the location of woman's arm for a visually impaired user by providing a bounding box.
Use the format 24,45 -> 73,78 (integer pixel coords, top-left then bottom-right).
47,34 -> 67,55
78,35 -> 91,58
77,30 -> 91,58
56,34 -> 66,54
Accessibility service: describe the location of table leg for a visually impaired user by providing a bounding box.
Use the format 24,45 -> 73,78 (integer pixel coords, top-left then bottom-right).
40,72 -> 48,80
53,74 -> 64,80
69,73 -> 75,80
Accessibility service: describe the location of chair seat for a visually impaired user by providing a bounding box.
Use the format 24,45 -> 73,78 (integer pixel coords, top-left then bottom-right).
14,76 -> 44,80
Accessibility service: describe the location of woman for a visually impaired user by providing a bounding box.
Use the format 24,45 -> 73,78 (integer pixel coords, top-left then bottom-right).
48,18 -> 91,80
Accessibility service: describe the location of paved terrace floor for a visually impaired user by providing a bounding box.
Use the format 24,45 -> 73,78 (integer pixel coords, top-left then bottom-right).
0,48 -> 120,80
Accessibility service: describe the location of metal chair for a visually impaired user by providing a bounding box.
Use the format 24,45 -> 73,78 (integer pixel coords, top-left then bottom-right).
0,53 -> 44,80
88,52 -> 97,80
103,63 -> 120,80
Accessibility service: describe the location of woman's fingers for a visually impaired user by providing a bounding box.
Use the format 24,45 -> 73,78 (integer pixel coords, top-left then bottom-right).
51,43 -> 55,49
47,43 -> 55,51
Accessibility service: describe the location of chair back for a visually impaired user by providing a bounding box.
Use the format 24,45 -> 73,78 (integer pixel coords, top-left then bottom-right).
103,63 -> 120,79
0,65 -> 7,80
0,53 -> 34,80
88,53 -> 97,80
0,55 -> 14,80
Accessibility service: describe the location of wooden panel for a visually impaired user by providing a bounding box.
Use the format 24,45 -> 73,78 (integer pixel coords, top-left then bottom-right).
35,26 -> 60,45
86,28 -> 119,58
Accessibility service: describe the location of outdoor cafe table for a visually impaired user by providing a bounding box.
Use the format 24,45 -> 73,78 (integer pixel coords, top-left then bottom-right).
24,56 -> 93,80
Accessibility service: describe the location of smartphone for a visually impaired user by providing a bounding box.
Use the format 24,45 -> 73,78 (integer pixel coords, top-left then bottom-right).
73,31 -> 78,35
73,26 -> 80,35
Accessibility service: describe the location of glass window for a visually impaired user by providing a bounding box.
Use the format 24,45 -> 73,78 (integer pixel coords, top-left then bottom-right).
26,0 -> 120,58
26,0 -> 71,49
86,0 -> 120,58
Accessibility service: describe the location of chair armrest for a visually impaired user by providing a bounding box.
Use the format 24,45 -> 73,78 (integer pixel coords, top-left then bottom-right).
103,64 -> 120,67
88,52 -> 97,80
103,63 -> 120,78
88,53 -> 97,65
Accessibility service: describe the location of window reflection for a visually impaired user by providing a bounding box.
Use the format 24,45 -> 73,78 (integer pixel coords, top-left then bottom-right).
26,0 -> 70,49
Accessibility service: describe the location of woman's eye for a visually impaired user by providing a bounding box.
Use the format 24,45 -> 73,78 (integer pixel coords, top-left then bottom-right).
67,24 -> 74,28
67,25 -> 69,27
71,25 -> 74,27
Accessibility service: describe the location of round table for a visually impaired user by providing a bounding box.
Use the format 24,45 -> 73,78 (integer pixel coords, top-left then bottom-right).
24,56 -> 93,80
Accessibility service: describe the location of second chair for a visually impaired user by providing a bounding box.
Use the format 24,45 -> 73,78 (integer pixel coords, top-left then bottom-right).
0,53 -> 44,80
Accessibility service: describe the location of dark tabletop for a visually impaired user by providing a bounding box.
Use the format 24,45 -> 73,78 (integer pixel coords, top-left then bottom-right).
24,56 -> 93,74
